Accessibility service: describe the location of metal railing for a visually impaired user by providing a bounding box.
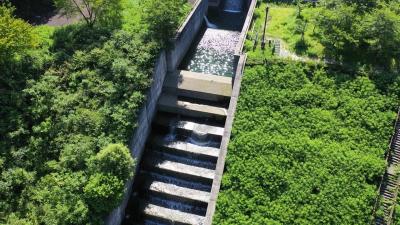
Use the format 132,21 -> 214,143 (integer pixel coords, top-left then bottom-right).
371,107 -> 400,224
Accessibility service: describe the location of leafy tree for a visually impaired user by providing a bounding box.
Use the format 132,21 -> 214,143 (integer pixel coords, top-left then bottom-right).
59,135 -> 96,170
84,173 -> 125,213
87,143 -> 134,181
0,168 -> 35,214
142,0 -> 187,47
29,172 -> 90,225
365,3 -> 400,69
316,3 -> 363,63
316,0 -> 400,68
0,1 -> 189,224
54,0 -> 122,27
0,4 -> 37,61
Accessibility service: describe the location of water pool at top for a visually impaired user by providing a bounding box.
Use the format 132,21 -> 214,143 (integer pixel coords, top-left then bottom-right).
180,28 -> 240,77
180,0 -> 247,77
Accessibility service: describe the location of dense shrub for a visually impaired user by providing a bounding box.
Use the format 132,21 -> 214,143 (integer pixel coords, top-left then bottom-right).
0,0 -> 189,223
214,60 -> 400,224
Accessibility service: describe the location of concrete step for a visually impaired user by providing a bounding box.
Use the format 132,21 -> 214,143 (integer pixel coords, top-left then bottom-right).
158,94 -> 227,119
143,156 -> 215,182
141,170 -> 212,192
154,115 -> 224,137
143,180 -> 210,204
140,200 -> 205,225
143,194 -> 206,216
164,70 -> 232,102
150,150 -> 216,170
152,135 -> 220,159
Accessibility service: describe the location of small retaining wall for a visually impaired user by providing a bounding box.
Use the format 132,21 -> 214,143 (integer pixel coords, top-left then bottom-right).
205,0 -> 257,224
167,0 -> 208,71
105,51 -> 167,225
235,0 -> 257,55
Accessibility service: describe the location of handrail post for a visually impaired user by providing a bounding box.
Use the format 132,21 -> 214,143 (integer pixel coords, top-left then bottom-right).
261,6 -> 269,50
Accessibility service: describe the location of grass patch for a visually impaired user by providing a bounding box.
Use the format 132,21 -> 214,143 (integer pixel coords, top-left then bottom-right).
248,3 -> 324,58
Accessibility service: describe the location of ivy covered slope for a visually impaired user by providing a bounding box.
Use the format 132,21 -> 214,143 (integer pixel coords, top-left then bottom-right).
214,60 -> 400,224
0,0 -> 189,224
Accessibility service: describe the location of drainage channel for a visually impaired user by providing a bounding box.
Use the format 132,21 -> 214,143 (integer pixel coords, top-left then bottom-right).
122,0 -> 248,224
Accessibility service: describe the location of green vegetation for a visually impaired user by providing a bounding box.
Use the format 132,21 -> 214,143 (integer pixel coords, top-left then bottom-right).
214,59 -> 400,224
250,0 -> 400,69
0,0 -> 189,224
316,0 -> 400,68
216,0 -> 400,223
0,5 -> 38,58
54,0 -> 123,27
249,4 -> 323,58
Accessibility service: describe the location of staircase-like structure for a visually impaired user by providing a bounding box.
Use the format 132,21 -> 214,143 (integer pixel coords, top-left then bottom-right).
374,108 -> 400,225
123,70 -> 232,225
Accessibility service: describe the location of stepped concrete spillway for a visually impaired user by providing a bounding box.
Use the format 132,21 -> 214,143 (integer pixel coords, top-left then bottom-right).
122,71 -> 230,224
121,0 -> 256,224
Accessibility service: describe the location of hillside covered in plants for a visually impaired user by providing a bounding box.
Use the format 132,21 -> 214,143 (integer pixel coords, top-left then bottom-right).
214,60 -> 400,224
214,0 -> 400,224
0,0 -> 189,224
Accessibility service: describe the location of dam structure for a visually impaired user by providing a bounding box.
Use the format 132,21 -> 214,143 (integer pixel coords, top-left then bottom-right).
120,0 -> 256,224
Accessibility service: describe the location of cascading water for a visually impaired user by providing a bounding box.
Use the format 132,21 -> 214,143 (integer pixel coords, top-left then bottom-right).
223,0 -> 243,13
146,171 -> 211,192
163,118 -> 179,142
187,123 -> 217,147
204,16 -> 218,29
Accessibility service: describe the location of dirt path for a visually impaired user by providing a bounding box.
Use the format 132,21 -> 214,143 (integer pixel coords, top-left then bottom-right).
43,12 -> 81,26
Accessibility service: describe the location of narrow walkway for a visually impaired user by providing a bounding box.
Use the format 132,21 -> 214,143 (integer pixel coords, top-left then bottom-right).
375,108 -> 400,225
123,70 -> 232,225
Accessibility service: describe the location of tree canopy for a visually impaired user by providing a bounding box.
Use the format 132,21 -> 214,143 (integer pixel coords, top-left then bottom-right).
0,0 -> 189,223
54,0 -> 123,27
0,5 -> 37,60
316,0 -> 400,68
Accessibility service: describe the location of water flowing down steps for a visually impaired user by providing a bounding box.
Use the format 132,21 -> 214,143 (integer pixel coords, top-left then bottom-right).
374,109 -> 400,225
123,70 -> 231,225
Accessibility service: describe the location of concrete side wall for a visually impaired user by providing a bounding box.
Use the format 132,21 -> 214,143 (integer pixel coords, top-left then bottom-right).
204,54 -> 247,225
105,51 -> 167,225
205,0 -> 256,224
235,0 -> 257,55
167,0 -> 208,71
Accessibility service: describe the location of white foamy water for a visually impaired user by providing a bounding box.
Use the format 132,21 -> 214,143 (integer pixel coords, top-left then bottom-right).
197,29 -> 240,53
157,151 -> 215,169
147,172 -> 211,192
185,28 -> 240,76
